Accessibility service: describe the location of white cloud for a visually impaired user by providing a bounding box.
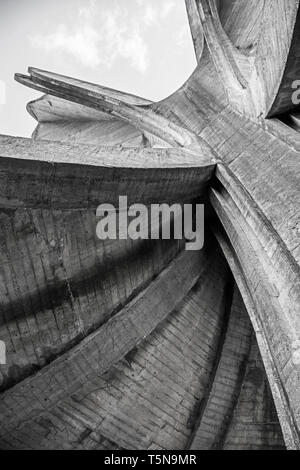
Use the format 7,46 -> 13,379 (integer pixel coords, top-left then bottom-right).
139,0 -> 175,23
176,24 -> 189,48
31,24 -> 100,68
30,2 -> 149,74
30,0 -> 180,74
143,5 -> 157,26
78,0 -> 96,20
161,1 -> 176,18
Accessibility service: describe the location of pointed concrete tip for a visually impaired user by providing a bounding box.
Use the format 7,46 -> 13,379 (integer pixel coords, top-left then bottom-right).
14,73 -> 29,83
28,66 -> 47,76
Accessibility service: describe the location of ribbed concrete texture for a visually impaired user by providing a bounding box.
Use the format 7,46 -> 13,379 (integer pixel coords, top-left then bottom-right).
0,0 -> 299,450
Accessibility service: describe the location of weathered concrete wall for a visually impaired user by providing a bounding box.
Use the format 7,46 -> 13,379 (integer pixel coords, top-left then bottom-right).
0,135 -> 215,390
0,246 -> 284,450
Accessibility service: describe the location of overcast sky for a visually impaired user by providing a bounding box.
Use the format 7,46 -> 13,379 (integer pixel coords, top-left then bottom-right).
0,0 -> 196,137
